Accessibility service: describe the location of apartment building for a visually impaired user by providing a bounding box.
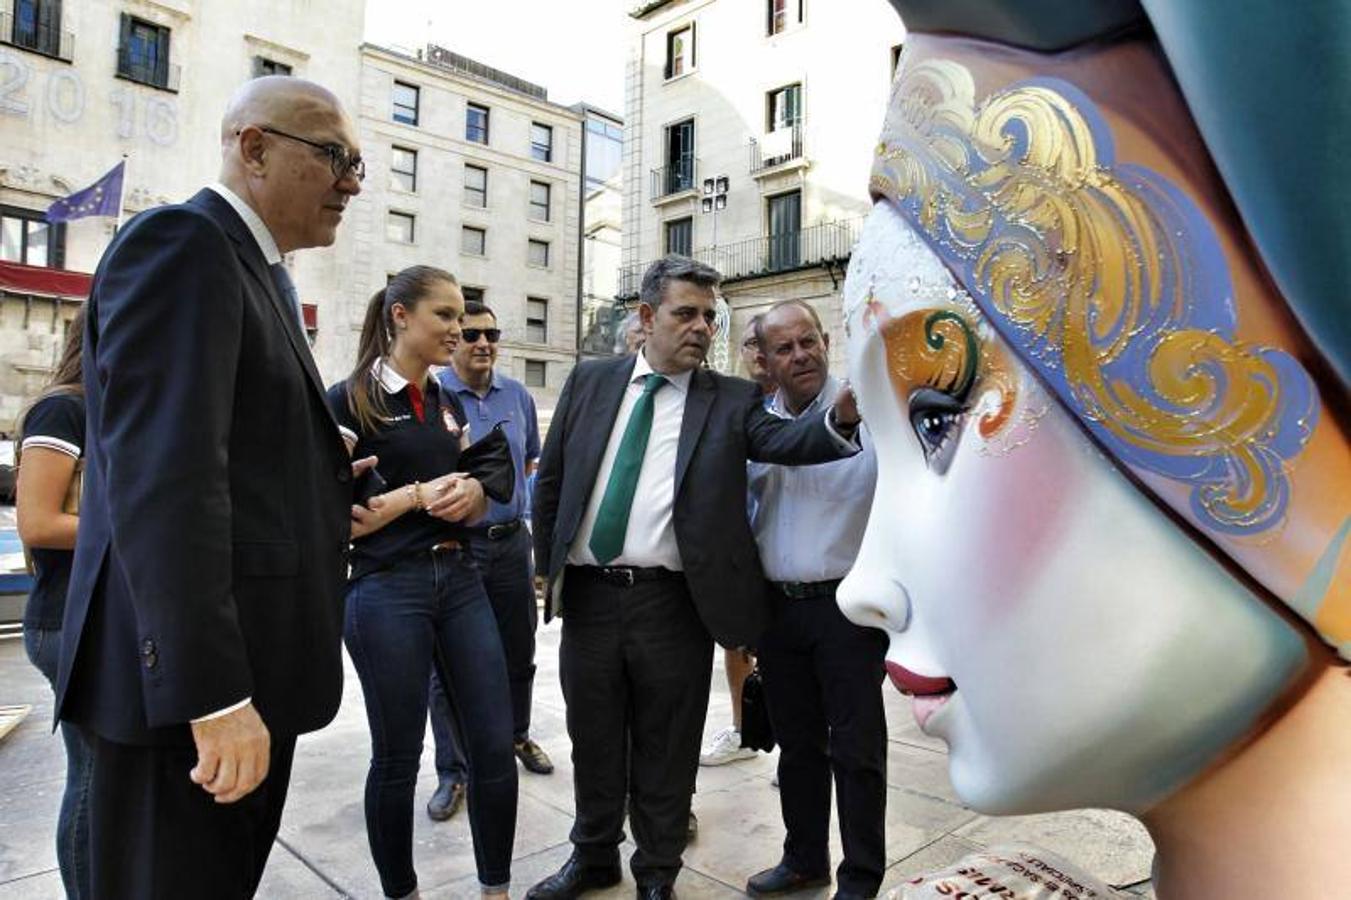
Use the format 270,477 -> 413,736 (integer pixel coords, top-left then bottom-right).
620,0 -> 904,375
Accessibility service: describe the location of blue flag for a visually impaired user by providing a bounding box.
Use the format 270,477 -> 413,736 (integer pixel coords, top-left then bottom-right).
46,161 -> 125,223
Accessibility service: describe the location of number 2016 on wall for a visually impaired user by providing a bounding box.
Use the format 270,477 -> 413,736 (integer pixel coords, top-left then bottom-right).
1,51 -> 178,146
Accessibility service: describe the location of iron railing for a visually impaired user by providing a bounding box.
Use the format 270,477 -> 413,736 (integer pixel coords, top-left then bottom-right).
115,46 -> 181,92
650,156 -> 698,201
1,10 -> 74,61
616,218 -> 862,299
425,45 -> 548,100
749,124 -> 805,174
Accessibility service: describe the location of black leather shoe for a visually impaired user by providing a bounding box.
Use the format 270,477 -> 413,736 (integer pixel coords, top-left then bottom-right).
636,885 -> 676,900
516,737 -> 555,774
686,810 -> 698,841
525,853 -> 622,900
832,893 -> 871,900
426,779 -> 465,822
746,862 -> 831,896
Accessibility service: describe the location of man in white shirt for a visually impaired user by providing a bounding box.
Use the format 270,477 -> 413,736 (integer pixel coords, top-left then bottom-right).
743,301 -> 886,900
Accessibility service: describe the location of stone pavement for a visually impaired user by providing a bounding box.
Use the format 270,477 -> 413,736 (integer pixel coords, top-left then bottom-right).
0,624 -> 1156,899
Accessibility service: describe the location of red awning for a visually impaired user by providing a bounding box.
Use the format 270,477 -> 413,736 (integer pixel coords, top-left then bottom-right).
0,260 -> 92,299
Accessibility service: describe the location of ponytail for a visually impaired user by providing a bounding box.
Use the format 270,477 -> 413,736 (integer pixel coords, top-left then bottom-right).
344,266 -> 457,435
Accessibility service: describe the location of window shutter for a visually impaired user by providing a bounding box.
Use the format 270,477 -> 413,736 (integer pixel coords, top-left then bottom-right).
664,32 -> 673,79
766,0 -> 773,35
252,55 -> 265,78
117,13 -> 131,70
157,25 -> 171,86
690,22 -> 697,68
799,0 -> 805,23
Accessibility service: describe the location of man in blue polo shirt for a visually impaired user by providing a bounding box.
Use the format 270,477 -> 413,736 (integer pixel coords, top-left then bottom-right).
426,299 -> 552,822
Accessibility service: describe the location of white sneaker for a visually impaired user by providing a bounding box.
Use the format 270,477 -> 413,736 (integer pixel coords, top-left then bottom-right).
700,726 -> 757,766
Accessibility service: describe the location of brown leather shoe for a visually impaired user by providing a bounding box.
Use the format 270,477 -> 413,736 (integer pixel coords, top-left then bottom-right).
426,780 -> 465,822
515,737 -> 555,774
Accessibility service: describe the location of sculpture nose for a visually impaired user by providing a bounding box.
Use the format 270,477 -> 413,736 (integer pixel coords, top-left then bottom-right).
837,567 -> 911,635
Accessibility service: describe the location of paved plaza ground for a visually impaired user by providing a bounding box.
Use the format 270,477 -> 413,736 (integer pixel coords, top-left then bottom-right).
0,623 -> 1156,898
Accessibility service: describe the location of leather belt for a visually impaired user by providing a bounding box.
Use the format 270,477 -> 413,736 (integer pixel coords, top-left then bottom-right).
772,578 -> 843,600
482,519 -> 523,541
572,565 -> 682,588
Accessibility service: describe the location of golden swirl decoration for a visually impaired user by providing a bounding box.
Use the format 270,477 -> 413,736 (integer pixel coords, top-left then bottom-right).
869,59 -> 1318,536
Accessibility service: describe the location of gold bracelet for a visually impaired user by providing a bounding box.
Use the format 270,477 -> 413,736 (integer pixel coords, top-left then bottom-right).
406,481 -> 423,511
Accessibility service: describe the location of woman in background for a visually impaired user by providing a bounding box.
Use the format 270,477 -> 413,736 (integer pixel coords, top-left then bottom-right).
16,307 -> 90,900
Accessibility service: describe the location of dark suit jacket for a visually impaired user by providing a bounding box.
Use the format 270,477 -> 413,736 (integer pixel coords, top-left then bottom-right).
55,189 -> 353,746
532,354 -> 851,649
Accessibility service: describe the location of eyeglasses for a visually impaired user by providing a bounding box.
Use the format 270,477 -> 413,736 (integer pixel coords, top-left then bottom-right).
741,337 -> 760,349
254,125 -> 366,182
462,328 -> 501,344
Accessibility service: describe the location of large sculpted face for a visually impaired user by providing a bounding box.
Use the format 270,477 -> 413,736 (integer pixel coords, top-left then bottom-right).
836,201 -> 1308,814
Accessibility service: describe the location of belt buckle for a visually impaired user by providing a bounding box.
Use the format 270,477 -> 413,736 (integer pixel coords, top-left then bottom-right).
603,566 -> 635,587
487,524 -> 505,540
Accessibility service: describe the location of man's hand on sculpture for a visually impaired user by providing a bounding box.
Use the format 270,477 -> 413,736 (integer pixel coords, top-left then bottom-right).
189,701 -> 271,804
831,382 -> 861,428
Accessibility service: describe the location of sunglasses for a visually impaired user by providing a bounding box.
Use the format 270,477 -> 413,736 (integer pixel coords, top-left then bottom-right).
462,328 -> 502,344
253,125 -> 366,182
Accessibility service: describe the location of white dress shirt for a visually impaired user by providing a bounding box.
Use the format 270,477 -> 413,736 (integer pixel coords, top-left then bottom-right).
748,376 -> 878,583
568,351 -> 691,571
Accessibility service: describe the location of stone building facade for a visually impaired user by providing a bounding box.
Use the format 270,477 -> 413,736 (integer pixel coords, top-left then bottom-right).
620,0 -> 904,375
0,0 -> 365,429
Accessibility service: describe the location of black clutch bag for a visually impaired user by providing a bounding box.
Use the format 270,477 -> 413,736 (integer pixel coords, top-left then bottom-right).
459,423 -> 515,504
739,666 -> 776,752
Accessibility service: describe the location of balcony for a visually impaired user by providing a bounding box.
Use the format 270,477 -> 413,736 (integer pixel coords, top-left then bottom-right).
1,10 -> 74,61
115,47 -> 181,93
651,157 -> 698,203
749,124 -> 805,176
616,218 -> 862,300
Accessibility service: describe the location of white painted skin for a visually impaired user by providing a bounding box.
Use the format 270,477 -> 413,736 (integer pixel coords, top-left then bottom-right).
836,201 -> 1309,815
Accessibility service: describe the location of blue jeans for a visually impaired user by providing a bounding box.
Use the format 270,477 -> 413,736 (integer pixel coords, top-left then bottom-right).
24,627 -> 93,900
431,526 -> 537,783
345,547 -> 517,896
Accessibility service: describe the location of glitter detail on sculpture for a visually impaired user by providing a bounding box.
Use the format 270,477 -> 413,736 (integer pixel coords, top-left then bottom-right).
869,59 -> 1319,537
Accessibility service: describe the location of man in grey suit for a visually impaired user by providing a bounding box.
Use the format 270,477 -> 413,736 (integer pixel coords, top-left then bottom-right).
529,256 -> 861,900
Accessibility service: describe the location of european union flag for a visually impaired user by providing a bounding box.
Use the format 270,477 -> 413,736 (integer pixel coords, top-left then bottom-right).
46,161 -> 125,223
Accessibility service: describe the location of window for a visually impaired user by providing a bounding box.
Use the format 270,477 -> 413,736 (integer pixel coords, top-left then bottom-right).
526,297 -> 548,343
890,43 -> 905,79
117,15 -> 172,90
12,0 -> 64,57
530,123 -> 554,162
524,360 -> 546,388
462,226 -> 486,256
664,24 -> 695,79
585,117 -> 623,191
768,83 -> 803,132
767,0 -> 804,35
464,164 -> 488,207
466,103 -> 490,144
461,286 -> 485,304
528,239 -> 550,268
386,211 -> 415,244
529,181 -> 551,221
390,147 -> 417,192
767,190 -> 802,271
662,118 -> 695,195
253,56 -> 292,77
392,81 -> 419,126
665,217 -> 692,257
1,206 -> 63,267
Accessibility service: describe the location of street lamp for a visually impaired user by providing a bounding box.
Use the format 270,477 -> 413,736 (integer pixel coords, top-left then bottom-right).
701,174 -> 729,263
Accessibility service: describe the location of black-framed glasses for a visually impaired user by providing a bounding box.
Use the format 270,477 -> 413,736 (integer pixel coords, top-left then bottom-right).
462,328 -> 501,344
254,125 -> 366,182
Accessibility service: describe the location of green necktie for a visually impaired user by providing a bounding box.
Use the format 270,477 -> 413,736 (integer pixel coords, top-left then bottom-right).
589,373 -> 668,564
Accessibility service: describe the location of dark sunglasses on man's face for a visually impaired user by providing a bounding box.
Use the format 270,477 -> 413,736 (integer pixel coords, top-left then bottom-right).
462,328 -> 502,344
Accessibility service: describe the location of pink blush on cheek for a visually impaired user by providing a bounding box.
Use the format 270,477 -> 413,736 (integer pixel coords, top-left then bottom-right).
962,410 -> 1082,619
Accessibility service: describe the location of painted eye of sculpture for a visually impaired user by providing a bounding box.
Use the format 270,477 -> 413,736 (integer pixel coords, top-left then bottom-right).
908,386 -> 965,472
